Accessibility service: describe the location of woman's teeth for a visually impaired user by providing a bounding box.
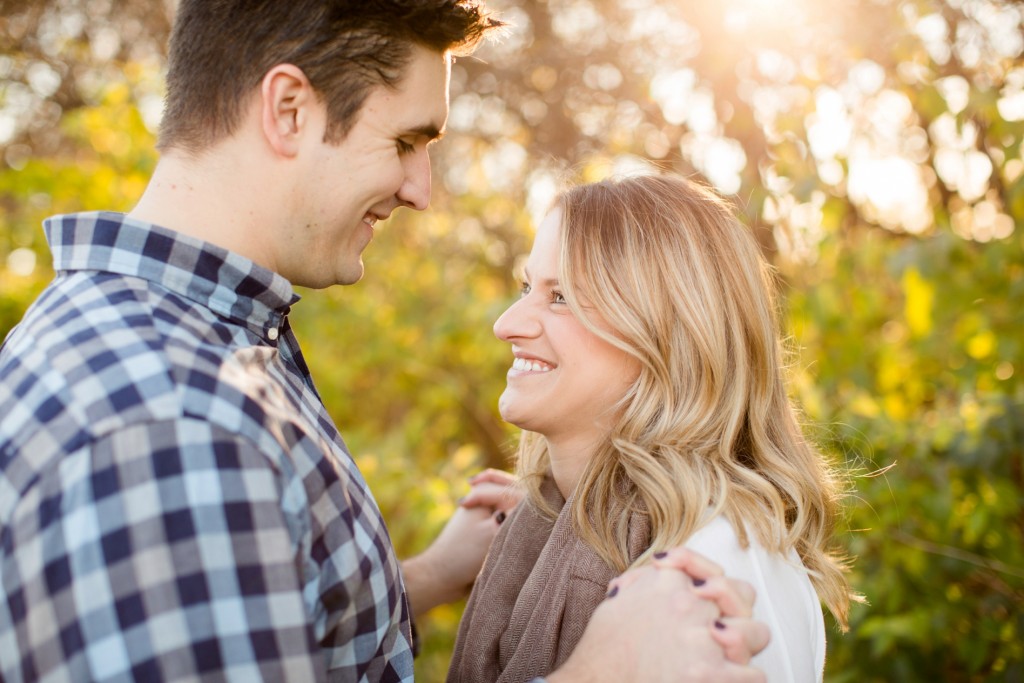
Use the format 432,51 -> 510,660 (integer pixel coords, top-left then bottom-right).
512,358 -> 552,372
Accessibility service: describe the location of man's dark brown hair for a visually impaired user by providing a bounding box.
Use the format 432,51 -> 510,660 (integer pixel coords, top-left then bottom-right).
158,0 -> 501,154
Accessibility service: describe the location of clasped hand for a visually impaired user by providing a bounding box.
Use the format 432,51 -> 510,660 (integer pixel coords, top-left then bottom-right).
404,469 -> 770,681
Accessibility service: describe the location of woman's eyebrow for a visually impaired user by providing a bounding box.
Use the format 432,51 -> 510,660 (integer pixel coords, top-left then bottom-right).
521,267 -> 559,287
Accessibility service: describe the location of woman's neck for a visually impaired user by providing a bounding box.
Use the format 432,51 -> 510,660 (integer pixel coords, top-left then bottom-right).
546,434 -> 604,499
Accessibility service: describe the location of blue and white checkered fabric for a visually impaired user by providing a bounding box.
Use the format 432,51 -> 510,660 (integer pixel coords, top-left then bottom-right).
0,212 -> 414,682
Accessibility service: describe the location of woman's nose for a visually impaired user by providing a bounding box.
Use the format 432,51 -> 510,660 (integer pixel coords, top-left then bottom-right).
493,296 -> 539,341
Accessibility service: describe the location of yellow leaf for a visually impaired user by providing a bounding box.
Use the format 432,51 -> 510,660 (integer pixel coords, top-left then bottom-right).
849,392 -> 881,418
966,330 -> 996,359
884,393 -> 910,421
902,267 -> 933,337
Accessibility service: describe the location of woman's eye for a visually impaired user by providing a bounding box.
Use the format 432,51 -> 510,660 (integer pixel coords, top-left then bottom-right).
519,281 -> 531,297
397,139 -> 415,154
552,291 -> 566,304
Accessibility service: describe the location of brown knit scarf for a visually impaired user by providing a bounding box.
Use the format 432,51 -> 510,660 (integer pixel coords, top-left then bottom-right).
447,476 -> 651,683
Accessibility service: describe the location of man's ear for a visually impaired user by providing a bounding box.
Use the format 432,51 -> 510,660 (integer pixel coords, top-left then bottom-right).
260,64 -> 318,157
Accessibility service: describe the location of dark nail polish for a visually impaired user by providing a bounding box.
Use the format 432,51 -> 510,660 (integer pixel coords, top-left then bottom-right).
606,585 -> 619,598
693,578 -> 705,587
653,551 -> 668,559
496,512 -> 506,524
714,620 -> 726,630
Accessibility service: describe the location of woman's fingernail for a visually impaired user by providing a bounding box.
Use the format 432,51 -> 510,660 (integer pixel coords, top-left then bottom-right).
714,620 -> 726,630
693,578 -> 705,587
606,585 -> 619,598
653,551 -> 668,559
496,512 -> 506,524
457,496 -> 467,504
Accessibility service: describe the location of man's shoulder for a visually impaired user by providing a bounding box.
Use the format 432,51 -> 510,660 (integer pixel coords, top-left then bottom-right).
0,269 -> 295,460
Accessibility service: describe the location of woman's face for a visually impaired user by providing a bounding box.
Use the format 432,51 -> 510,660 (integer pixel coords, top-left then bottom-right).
493,208 -> 640,446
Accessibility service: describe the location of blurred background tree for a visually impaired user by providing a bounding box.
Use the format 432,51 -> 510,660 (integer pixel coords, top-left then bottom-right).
1,0 -> 1021,680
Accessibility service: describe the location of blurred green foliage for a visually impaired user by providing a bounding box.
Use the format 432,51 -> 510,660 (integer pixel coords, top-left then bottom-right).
2,0 -> 1022,680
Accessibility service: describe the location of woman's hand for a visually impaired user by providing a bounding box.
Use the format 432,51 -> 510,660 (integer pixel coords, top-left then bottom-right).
460,468 -> 524,518
401,469 -> 521,617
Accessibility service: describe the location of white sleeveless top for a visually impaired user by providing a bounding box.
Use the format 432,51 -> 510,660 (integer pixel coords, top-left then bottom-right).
684,516 -> 826,683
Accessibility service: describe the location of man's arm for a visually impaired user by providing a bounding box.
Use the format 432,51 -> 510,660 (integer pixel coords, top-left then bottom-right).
1,419 -> 326,682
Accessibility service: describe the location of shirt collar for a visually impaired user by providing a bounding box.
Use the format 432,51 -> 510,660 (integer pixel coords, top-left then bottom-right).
44,211 -> 301,338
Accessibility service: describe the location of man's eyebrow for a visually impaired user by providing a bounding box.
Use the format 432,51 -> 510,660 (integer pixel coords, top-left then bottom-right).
407,124 -> 445,141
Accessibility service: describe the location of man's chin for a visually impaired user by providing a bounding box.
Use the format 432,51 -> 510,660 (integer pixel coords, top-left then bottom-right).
288,261 -> 364,289
335,260 -> 366,287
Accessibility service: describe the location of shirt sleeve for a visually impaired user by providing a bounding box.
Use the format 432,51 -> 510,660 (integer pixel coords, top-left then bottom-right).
684,516 -> 826,683
0,417 -> 327,682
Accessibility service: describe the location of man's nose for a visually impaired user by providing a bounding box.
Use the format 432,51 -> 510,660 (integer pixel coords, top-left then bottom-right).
397,150 -> 431,211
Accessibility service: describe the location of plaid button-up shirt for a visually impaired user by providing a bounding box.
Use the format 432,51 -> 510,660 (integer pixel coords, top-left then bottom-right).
0,212 -> 414,682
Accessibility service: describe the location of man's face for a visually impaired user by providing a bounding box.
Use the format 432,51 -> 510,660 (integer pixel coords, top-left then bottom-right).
286,44 -> 451,288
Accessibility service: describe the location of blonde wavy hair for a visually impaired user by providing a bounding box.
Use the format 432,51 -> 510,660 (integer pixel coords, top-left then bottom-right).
514,173 -> 856,628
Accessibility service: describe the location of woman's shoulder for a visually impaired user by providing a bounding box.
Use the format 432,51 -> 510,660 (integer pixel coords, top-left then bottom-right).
683,514 -> 806,585
684,514 -> 826,683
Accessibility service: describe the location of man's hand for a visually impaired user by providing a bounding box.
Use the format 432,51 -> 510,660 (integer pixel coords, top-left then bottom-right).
547,549 -> 770,683
650,547 -> 768,663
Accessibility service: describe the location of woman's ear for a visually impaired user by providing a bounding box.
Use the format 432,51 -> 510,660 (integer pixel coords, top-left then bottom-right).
260,63 -> 317,157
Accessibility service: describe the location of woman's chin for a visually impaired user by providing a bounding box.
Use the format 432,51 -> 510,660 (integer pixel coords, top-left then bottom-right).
497,399 -> 528,431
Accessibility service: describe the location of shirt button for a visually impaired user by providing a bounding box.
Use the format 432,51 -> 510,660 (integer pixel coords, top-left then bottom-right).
268,327 -> 279,341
